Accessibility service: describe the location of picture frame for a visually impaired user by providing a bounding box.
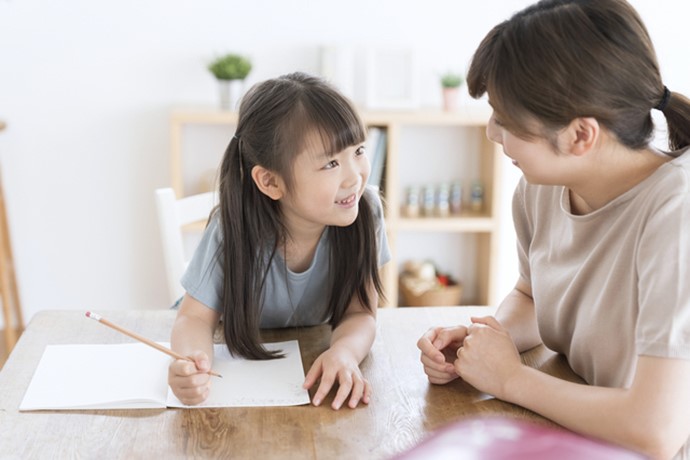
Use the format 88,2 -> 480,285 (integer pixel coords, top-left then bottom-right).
364,47 -> 420,110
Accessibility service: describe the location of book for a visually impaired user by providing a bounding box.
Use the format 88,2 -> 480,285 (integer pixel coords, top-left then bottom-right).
19,340 -> 310,411
392,416 -> 647,460
366,127 -> 387,189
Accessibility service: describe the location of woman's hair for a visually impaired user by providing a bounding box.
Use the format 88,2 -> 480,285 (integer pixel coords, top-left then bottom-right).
214,72 -> 384,359
467,0 -> 690,152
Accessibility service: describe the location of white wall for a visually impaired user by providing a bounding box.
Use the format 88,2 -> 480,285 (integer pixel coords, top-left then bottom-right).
0,0 -> 688,325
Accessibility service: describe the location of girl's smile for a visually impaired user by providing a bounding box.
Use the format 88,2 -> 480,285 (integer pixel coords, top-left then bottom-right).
336,193 -> 358,208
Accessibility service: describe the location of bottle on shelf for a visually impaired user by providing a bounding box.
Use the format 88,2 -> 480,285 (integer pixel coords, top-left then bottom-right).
470,180 -> 484,213
436,183 -> 450,217
422,185 -> 436,217
403,185 -> 421,218
450,181 -> 463,215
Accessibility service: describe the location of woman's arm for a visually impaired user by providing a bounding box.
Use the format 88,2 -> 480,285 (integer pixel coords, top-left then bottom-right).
303,280 -> 377,410
457,317 -> 690,459
495,278 -> 542,352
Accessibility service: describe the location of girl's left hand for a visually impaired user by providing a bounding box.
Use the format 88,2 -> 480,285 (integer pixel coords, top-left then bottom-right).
454,316 -> 523,399
303,345 -> 370,410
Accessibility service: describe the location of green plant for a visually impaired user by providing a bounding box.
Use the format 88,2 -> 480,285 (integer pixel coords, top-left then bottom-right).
208,54 -> 252,81
440,72 -> 464,89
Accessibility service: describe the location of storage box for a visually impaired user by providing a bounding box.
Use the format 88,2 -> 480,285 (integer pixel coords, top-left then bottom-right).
399,277 -> 463,307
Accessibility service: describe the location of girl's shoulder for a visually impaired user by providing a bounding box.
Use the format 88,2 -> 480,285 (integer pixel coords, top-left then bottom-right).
362,185 -> 385,216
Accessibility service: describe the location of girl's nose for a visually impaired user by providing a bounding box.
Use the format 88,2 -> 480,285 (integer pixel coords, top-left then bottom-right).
343,157 -> 364,189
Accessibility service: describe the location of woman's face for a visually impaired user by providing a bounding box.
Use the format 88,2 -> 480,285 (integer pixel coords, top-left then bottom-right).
486,110 -> 571,186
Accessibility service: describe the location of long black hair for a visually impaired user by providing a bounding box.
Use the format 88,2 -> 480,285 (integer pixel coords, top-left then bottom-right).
214,72 -> 384,359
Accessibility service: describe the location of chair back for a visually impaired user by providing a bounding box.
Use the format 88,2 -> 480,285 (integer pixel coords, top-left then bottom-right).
155,188 -> 217,305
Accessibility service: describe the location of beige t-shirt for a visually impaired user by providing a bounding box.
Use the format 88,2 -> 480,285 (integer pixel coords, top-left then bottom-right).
514,151 -> 690,459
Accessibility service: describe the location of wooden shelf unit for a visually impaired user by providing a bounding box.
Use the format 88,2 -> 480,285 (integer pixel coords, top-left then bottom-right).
170,107 -> 501,307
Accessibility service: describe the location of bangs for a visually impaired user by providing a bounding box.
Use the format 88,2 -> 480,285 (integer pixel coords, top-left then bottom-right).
277,97 -> 366,188
302,94 -> 366,157
283,99 -> 365,155
467,6 -> 572,142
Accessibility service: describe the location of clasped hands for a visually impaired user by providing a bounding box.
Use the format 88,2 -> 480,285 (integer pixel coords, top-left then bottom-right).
417,316 -> 522,399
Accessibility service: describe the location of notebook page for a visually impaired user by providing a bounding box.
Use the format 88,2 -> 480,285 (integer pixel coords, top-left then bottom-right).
166,340 -> 311,408
20,343 -> 170,410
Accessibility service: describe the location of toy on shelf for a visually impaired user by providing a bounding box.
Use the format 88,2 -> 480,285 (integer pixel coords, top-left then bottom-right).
399,260 -> 462,307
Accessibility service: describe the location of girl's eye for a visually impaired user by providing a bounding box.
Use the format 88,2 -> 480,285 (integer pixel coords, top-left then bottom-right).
324,160 -> 339,170
493,117 -> 504,127
355,146 -> 366,156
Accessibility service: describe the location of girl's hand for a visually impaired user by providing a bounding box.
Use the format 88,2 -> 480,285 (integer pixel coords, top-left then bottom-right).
303,346 -> 370,410
416,325 -> 468,384
168,350 -> 212,405
454,316 -> 523,399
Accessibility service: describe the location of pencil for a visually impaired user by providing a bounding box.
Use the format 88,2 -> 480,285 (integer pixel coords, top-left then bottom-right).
85,311 -> 222,378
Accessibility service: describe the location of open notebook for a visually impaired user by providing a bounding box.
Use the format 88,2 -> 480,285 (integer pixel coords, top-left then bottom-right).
19,340 -> 310,410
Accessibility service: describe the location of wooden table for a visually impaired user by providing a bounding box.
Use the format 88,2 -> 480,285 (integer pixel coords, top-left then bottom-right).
0,307 -> 582,459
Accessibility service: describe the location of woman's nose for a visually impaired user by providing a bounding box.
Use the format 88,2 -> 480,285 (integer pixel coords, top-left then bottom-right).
486,114 -> 503,145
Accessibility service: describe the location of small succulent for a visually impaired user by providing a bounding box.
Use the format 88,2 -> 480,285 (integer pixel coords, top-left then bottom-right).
208,54 -> 252,81
440,72 -> 464,89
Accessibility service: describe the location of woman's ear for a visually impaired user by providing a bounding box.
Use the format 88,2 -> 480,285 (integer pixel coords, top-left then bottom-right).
562,117 -> 600,156
251,165 -> 284,200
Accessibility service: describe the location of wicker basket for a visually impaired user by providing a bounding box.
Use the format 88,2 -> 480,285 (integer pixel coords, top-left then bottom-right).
399,278 -> 463,307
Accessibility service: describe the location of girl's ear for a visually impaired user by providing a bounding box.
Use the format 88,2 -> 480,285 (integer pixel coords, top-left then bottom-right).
251,165 -> 285,200
562,117 -> 600,156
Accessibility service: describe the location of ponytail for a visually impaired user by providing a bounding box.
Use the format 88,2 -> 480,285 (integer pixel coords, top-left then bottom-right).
659,90 -> 690,152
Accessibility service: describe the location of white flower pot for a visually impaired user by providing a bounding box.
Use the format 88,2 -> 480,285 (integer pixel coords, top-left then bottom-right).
218,79 -> 244,111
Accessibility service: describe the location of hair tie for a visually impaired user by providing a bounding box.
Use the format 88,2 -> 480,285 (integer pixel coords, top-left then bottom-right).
654,86 -> 671,111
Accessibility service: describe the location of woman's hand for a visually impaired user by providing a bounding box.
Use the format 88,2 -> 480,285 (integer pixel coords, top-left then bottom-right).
168,350 -> 212,405
455,316 -> 523,399
303,345 -> 370,410
417,325 -> 468,384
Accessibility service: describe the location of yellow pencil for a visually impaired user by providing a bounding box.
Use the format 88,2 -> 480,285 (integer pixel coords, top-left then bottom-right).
85,311 -> 222,378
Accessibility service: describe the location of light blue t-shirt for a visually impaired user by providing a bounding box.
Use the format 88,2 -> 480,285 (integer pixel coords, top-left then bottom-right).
181,186 -> 391,328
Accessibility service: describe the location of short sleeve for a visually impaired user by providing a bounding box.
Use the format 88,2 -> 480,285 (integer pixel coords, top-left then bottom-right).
365,185 -> 391,267
636,180 -> 690,359
512,178 -> 532,286
180,215 -> 224,311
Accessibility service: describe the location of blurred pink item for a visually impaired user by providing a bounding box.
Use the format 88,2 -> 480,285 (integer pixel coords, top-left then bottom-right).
392,416 -> 648,460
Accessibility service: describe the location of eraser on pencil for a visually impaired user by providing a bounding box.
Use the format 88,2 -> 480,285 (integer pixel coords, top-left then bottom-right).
85,311 -> 102,321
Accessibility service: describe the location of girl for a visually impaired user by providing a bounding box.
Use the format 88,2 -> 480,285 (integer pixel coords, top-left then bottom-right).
169,72 -> 390,410
417,1 -> 690,458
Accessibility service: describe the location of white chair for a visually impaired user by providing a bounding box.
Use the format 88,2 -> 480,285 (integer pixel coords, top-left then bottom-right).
155,188 -> 218,305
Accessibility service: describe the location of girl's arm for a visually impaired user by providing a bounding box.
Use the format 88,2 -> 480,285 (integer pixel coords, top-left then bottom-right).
457,316 -> 690,460
303,280 -> 377,410
168,294 -> 221,405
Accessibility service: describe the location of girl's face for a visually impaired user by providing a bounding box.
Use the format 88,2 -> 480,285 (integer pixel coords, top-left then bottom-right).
279,135 -> 370,231
486,110 -> 569,186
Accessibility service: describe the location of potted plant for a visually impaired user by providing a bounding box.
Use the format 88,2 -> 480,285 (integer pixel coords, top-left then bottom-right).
208,53 -> 253,110
440,71 -> 464,112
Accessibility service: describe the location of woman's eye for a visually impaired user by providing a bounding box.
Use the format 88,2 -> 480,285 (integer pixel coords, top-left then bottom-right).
324,160 -> 339,169
355,146 -> 366,156
493,117 -> 504,127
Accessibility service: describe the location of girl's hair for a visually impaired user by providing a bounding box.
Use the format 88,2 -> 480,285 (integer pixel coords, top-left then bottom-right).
214,72 -> 384,360
467,0 -> 690,151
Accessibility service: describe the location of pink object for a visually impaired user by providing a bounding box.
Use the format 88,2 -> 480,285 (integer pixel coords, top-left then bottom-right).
393,416 -> 648,460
